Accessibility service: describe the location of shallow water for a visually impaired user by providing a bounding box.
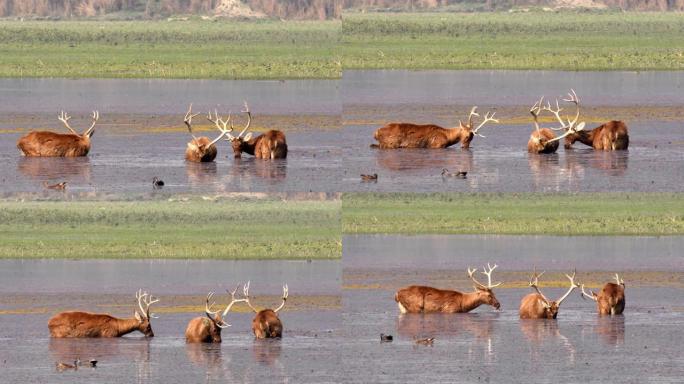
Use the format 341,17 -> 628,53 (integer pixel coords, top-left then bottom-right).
0,259 -> 341,383
342,235 -> 684,383
343,70 -> 684,192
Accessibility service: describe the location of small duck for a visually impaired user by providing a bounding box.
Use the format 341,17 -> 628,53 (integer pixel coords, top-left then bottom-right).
44,181 -> 67,190
152,177 -> 165,189
88,359 -> 98,368
380,333 -> 393,342
441,169 -> 467,179
361,173 -> 378,182
56,358 -> 80,371
415,337 -> 435,346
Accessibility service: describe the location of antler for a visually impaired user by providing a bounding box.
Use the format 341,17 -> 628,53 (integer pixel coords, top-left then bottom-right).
242,281 -> 260,313
562,88 -> 581,128
528,267 -> 550,304
235,101 -> 252,139
184,104 -> 201,142
530,96 -> 544,134
471,109 -> 499,138
222,284 -> 247,318
556,270 -> 579,306
580,284 -> 598,301
136,289 -> 159,319
57,111 -> 79,135
273,284 -> 289,313
205,291 -> 224,325
614,273 -> 625,286
467,106 -> 479,128
207,109 -> 235,140
468,263 -> 502,289
83,111 -> 99,137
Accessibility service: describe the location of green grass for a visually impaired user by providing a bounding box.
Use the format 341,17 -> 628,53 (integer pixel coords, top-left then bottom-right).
0,199 -> 341,259
343,193 -> 684,235
0,19 -> 340,79
342,11 -> 684,71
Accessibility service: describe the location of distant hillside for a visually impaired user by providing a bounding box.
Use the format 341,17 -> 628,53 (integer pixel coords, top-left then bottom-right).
0,0 -> 681,19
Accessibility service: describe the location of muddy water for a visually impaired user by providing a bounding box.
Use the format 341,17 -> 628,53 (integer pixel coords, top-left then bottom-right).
0,78 -> 341,195
0,259 -> 341,383
343,70 -> 684,192
342,235 -> 684,383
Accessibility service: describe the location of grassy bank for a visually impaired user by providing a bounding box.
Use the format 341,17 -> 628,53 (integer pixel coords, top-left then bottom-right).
0,199 -> 340,259
0,19 -> 340,79
343,193 -> 684,235
342,12 -> 684,71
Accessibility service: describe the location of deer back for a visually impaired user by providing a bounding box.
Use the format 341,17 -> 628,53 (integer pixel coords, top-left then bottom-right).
395,285 -> 471,314
596,282 -> 626,315
527,128 -> 559,154
253,130 -> 288,159
519,293 -> 558,319
185,316 -> 222,343
185,136 -> 218,162
48,311 -> 139,338
17,131 -> 90,157
252,309 -> 283,339
373,123 -> 465,149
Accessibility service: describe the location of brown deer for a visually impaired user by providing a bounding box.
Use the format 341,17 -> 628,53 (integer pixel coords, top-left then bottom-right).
580,273 -> 626,316
183,104 -> 230,163
17,111 -> 100,157
222,102 -> 287,159
371,106 -> 499,149
528,91 -> 585,154
48,290 -> 159,338
242,281 -> 288,339
564,120 -> 629,150
394,263 -> 502,314
185,287 -> 246,343
519,269 -> 578,319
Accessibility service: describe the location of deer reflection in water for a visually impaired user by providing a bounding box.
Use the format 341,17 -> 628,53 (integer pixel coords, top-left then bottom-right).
519,320 -> 576,364
374,147 -> 473,176
18,156 -> 92,185
49,337 -> 151,378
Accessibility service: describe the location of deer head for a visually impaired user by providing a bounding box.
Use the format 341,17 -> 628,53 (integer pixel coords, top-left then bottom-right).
458,106 -> 499,148
134,290 -> 159,337
467,263 -> 502,310
528,269 -> 578,319
203,286 -> 246,342
224,102 -> 253,158
58,110 -> 100,138
184,104 -> 230,159
544,89 -> 586,148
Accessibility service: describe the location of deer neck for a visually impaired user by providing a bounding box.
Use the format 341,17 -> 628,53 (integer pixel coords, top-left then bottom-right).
460,291 -> 486,312
446,126 -> 467,146
115,317 -> 141,337
575,129 -> 595,147
239,137 -> 257,156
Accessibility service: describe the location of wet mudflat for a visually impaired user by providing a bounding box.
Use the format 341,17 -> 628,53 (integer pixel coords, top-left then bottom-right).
342,235 -> 684,383
0,78 -> 341,195
0,259 -> 341,383
343,70 -> 684,193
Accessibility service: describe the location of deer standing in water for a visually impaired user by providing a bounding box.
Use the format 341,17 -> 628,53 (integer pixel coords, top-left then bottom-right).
48,290 -> 159,338
519,269 -> 579,319
528,90 -> 585,154
564,120 -> 629,150
185,287 -> 246,343
17,111 -> 100,157
242,281 -> 288,339
371,106 -> 499,149
580,273 -> 626,315
394,263 -> 502,313
223,102 -> 287,159
184,104 -> 230,162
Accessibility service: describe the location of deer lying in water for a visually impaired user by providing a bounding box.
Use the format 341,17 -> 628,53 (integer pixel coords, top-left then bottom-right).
48,290 -> 159,338
528,90 -> 585,154
219,102 -> 287,159
242,281 -> 288,339
581,273 -> 626,316
371,106 -> 499,149
519,269 -> 578,319
394,263 -> 502,313
185,288 -> 246,343
183,104 -> 230,163
17,111 -> 100,157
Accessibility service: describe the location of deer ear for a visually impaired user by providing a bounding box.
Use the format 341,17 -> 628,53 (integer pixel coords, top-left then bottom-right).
134,311 -> 142,322
243,132 -> 253,141
575,122 -> 586,131
187,142 -> 198,151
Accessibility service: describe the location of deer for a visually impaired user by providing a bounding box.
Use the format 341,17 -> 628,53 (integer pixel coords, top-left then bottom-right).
580,273 -> 626,316
394,263 -> 502,314
371,106 -> 499,149
183,104 -> 230,163
185,287 -> 246,343
527,90 -> 585,154
242,281 -> 288,339
564,120 -> 629,150
48,290 -> 159,338
519,269 -> 578,319
220,102 -> 287,159
17,110 -> 100,157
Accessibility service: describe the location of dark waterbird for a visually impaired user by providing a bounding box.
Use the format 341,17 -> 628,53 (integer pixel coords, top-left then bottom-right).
44,181 -> 67,190
441,169 -> 467,179
380,333 -> 393,342
152,177 -> 164,189
361,173 -> 378,181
